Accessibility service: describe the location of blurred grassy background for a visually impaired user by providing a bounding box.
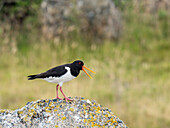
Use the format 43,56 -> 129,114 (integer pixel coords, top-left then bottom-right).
0,0 -> 170,128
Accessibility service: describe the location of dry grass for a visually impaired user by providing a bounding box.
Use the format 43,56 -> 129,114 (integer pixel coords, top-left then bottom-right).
0,38 -> 169,128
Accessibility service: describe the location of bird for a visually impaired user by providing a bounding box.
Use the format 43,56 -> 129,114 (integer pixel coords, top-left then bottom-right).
28,60 -> 96,102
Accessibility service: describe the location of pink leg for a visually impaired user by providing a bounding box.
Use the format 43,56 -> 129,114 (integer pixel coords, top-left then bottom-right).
60,86 -> 73,102
56,84 -> 62,100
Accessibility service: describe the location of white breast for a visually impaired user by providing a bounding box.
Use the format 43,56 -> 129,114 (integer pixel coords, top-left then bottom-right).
43,67 -> 76,86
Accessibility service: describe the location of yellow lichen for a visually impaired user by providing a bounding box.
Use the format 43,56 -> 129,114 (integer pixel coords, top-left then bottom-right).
111,118 -> 117,123
94,124 -> 98,126
54,109 -> 58,112
45,110 -> 51,113
90,113 -> 93,118
45,107 -> 49,110
55,125 -> 58,128
17,111 -> 23,114
84,119 -> 87,123
83,104 -> 86,108
83,110 -> 86,114
91,122 -> 98,127
97,106 -> 100,111
34,104 -> 38,109
0,110 -> 4,112
69,108 -> 74,112
61,117 -> 66,120
93,119 -> 97,121
88,119 -> 91,123
93,106 -> 96,110
91,122 -> 95,127
30,109 -> 34,112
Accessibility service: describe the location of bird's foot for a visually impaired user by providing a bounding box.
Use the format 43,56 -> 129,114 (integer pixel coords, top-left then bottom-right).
64,97 -> 73,103
56,97 -> 62,100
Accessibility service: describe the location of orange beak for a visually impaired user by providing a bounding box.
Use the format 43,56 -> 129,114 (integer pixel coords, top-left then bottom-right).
82,65 -> 96,79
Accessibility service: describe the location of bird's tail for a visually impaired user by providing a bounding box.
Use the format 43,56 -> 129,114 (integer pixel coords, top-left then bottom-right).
28,75 -> 37,80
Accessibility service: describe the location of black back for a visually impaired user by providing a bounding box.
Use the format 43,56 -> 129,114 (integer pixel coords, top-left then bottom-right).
28,60 -> 84,79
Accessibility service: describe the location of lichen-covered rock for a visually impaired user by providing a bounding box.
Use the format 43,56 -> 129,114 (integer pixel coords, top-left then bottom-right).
0,97 -> 127,128
41,0 -> 122,40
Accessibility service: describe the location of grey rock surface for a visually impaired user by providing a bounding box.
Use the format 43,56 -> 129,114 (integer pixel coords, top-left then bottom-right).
0,97 -> 127,128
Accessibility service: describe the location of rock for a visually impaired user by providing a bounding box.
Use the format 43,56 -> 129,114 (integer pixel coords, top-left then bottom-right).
41,0 -> 122,40
0,97 -> 127,127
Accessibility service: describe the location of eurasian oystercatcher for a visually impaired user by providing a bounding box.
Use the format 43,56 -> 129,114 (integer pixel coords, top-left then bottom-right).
28,60 -> 96,102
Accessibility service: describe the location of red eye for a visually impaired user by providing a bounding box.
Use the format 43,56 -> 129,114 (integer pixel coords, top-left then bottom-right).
79,62 -> 81,64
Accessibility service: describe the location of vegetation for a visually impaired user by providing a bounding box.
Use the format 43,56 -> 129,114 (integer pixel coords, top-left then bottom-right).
0,0 -> 41,25
0,1 -> 170,128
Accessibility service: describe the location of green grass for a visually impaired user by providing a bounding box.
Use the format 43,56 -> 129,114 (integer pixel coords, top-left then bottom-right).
0,8 -> 170,128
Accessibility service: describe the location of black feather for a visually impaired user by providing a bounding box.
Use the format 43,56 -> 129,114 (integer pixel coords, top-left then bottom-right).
28,75 -> 37,80
27,60 -> 84,81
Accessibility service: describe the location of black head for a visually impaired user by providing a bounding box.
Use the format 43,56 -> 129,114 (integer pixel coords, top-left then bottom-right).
72,60 -> 84,70
71,60 -> 96,78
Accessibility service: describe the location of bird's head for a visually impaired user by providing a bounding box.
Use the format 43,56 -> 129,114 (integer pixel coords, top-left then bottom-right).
72,60 -> 96,79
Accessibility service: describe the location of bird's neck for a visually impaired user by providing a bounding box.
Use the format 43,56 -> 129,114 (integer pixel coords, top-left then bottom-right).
70,64 -> 80,77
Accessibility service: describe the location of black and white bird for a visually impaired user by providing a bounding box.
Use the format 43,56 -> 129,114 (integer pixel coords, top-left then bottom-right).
28,60 -> 96,102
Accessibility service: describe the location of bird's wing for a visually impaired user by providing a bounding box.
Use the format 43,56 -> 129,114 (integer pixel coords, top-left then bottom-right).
35,65 -> 68,78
